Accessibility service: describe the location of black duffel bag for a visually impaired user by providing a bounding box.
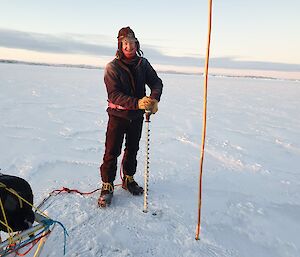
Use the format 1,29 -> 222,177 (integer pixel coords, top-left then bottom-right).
0,174 -> 35,232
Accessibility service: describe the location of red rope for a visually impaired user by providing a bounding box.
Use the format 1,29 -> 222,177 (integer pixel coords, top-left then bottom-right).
49,187 -> 101,196
45,156 -> 129,200
119,151 -> 125,181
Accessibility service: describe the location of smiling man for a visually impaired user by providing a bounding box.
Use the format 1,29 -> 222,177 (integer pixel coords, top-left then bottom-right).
98,26 -> 163,207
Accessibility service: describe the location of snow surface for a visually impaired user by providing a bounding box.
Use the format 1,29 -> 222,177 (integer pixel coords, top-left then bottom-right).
0,63 -> 299,257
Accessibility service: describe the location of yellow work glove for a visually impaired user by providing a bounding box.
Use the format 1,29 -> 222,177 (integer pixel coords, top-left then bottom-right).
150,99 -> 158,114
138,96 -> 153,110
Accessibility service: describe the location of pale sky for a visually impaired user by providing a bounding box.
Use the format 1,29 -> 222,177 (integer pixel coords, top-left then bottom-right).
0,0 -> 299,79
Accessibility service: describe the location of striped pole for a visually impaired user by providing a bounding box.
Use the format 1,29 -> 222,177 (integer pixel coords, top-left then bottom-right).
143,111 -> 151,213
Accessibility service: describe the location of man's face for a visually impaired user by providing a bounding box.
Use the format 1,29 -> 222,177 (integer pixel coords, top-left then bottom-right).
122,38 -> 137,59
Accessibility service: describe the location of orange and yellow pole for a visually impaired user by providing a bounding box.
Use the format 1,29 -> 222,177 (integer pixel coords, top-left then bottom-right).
195,0 -> 213,240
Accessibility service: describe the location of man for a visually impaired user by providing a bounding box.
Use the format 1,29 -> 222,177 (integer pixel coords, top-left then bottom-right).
98,27 -> 163,207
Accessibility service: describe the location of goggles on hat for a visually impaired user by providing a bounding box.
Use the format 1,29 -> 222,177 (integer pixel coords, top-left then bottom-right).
118,32 -> 137,42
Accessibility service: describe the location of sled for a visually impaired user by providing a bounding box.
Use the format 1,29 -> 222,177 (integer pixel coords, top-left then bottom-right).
0,212 -> 55,257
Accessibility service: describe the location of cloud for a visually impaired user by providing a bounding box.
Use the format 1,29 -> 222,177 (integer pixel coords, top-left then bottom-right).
209,57 -> 300,72
0,28 -> 299,72
143,47 -> 300,72
0,28 -> 113,56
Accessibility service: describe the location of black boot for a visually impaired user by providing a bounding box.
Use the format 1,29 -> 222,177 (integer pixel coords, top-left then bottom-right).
122,175 -> 144,195
98,182 -> 114,207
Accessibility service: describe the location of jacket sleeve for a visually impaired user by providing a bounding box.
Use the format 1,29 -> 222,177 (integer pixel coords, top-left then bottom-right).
144,59 -> 163,102
104,62 -> 139,110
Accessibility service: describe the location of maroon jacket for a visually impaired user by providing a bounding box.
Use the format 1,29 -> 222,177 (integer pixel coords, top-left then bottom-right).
104,57 -> 163,120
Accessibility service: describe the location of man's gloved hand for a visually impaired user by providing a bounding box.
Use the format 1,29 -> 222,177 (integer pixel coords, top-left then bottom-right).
138,96 -> 153,110
150,99 -> 158,114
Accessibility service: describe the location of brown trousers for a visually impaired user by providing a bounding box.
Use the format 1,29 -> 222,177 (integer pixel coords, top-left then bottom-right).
100,114 -> 144,183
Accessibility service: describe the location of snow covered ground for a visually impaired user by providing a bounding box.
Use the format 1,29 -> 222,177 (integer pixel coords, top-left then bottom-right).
0,63 -> 299,257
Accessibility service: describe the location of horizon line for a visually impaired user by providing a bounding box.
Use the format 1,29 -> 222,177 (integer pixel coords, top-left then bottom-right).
1,59 -> 299,83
